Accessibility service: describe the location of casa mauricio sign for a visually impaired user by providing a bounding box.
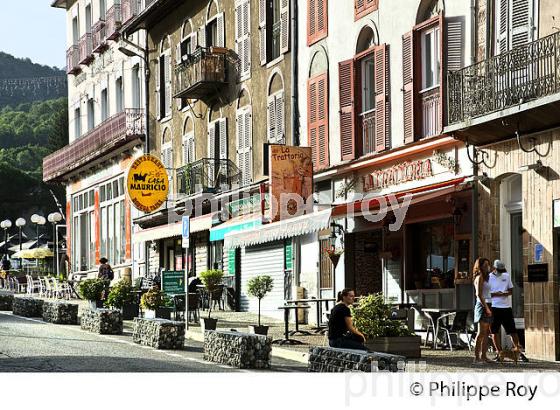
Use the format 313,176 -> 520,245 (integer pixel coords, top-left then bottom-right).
363,159 -> 433,191
127,154 -> 169,213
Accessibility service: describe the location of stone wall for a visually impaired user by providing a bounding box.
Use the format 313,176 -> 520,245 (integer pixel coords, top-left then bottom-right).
42,301 -> 79,324
12,297 -> 43,317
81,309 -> 123,334
347,231 -> 383,297
132,318 -> 185,349
308,346 -> 406,373
203,330 -> 272,369
0,293 -> 14,311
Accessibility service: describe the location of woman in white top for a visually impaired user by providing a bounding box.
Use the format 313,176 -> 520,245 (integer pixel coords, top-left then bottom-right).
473,257 -> 493,364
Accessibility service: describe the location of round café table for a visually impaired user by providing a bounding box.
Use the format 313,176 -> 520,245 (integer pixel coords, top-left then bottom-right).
272,305 -> 311,345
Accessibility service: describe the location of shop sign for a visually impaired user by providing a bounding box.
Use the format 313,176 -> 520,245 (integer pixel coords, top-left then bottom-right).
363,159 -> 433,191
528,263 -> 548,282
162,270 -> 185,294
285,241 -> 293,270
269,145 -> 313,222
127,155 -> 169,213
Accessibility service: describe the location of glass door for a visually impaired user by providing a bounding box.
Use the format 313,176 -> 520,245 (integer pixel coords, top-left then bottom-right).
510,212 -> 524,318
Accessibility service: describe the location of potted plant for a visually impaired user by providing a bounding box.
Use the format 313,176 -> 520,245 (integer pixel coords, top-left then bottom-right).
105,279 -> 138,320
246,275 -> 274,335
140,288 -> 164,319
199,269 -> 224,331
78,279 -> 107,310
352,293 -> 421,358
156,294 -> 174,320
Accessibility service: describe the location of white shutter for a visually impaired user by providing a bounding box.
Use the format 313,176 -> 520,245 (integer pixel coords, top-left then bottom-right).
267,95 -> 276,142
216,12 -> 225,47
175,43 -> 181,66
244,108 -> 252,185
496,0 -> 509,54
189,134 -> 195,163
236,109 -> 244,183
208,121 -> 216,159
156,56 -> 161,119
510,0 -> 533,49
236,0 -> 251,80
259,0 -> 267,65
219,117 -> 228,160
183,132 -> 195,164
191,31 -> 198,49
446,19 -> 464,72
199,25 -> 206,49
164,52 -> 171,117
280,0 -> 290,54
275,91 -> 285,144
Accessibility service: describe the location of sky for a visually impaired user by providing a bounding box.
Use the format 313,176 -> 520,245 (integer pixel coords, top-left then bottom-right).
0,1 -> 66,69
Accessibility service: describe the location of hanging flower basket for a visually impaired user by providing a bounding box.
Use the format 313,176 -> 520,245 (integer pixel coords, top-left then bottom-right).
325,245 -> 344,269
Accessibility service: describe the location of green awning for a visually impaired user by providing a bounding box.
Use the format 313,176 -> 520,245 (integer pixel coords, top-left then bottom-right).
209,216 -> 262,242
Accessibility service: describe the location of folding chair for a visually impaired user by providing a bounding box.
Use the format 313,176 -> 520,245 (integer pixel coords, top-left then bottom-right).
412,306 -> 437,349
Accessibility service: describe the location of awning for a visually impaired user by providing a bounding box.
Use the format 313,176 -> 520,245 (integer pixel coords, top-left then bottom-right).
331,177 -> 467,218
209,214 -> 262,242
132,212 -> 218,244
224,209 -> 332,249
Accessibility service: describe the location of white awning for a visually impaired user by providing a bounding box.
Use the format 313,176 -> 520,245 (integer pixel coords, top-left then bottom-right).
132,212 -> 217,244
224,209 -> 332,249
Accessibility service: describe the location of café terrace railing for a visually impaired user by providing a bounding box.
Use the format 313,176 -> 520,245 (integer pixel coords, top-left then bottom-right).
447,30 -> 560,125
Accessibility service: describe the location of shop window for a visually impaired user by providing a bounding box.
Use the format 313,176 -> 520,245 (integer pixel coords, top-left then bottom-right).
209,241 -> 224,270
99,176 -> 126,266
72,188 -> 95,272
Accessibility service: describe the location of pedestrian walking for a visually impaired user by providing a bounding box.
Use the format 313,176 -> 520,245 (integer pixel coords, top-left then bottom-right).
97,257 -> 114,300
328,288 -> 368,351
473,257 -> 493,364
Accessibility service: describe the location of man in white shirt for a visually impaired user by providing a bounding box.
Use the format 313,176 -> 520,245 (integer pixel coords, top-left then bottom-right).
489,259 -> 528,362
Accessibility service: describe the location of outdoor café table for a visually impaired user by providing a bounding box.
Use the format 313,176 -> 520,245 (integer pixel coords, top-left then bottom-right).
272,304 -> 311,345
286,298 -> 336,333
422,308 -> 470,349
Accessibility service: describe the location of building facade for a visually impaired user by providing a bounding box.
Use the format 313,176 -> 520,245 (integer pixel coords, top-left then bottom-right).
45,0 -> 147,281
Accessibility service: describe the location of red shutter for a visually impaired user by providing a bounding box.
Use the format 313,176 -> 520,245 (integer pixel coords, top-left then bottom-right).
438,14 -> 444,135
308,0 -> 328,46
402,31 -> 415,144
355,0 -> 378,20
317,0 -> 327,40
308,77 -> 318,168
308,72 -> 329,170
339,59 -> 356,161
374,44 -> 388,152
308,0 -> 316,45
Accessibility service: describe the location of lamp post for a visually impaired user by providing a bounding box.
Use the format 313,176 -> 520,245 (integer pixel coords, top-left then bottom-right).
31,215 -> 46,268
48,212 -> 63,277
1,219 -> 12,259
15,218 -> 26,269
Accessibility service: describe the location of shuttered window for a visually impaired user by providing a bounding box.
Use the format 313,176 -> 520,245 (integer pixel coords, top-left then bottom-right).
208,119 -> 228,183
355,0 -> 378,20
267,91 -> 285,144
164,52 -> 172,118
260,0 -> 290,65
308,72 -> 329,170
374,45 -> 389,153
162,142 -> 173,196
339,59 -> 356,160
236,106 -> 253,186
182,132 -> 195,165
236,0 -> 251,81
496,0 -> 535,54
308,0 -> 328,46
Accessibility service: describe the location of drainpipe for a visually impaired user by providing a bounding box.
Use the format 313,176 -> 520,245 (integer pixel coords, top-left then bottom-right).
290,0 -> 299,147
144,30 -> 151,278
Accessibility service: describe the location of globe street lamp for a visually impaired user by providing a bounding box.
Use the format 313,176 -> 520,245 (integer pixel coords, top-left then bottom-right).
48,212 -> 63,277
15,218 -> 26,269
31,215 -> 47,269
1,219 -> 12,259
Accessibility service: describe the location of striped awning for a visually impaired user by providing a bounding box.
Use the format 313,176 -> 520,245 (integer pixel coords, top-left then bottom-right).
132,212 -> 218,243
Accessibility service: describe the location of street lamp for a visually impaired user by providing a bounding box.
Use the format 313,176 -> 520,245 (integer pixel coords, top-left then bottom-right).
15,218 -> 26,269
1,219 -> 12,259
48,212 -> 63,277
31,215 -> 46,269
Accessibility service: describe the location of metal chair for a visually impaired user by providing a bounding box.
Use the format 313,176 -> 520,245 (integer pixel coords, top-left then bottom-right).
436,311 -> 471,351
412,306 -> 437,349
187,292 -> 200,322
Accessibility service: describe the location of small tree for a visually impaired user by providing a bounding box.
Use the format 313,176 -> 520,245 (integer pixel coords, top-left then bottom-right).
78,278 -> 106,302
199,269 -> 224,319
106,280 -> 134,309
247,275 -> 274,327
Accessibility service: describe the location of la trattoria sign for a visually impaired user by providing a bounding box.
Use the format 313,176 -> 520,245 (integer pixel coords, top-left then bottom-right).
363,159 -> 433,191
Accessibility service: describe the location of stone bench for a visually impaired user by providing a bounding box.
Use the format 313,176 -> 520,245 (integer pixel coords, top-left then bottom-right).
0,293 -> 14,311
12,297 -> 43,317
81,309 -> 123,334
42,300 -> 79,324
308,346 -> 406,373
132,318 -> 185,349
203,330 -> 272,369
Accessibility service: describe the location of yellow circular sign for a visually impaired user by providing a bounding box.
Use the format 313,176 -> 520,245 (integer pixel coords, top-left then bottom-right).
127,154 -> 169,213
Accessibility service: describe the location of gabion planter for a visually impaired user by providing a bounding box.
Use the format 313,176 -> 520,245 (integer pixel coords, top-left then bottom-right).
0,293 -> 14,311
308,346 -> 406,373
132,318 -> 185,350
12,297 -> 43,317
203,330 -> 272,369
42,300 -> 79,324
81,308 -> 123,334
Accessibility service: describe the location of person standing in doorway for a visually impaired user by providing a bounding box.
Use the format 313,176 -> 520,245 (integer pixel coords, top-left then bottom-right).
473,257 -> 493,364
489,259 -> 529,362
328,288 -> 368,351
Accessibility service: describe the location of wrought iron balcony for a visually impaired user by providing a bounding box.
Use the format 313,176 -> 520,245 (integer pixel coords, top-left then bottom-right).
106,5 -> 122,40
447,31 -> 560,144
176,159 -> 240,196
66,45 -> 80,75
121,0 -> 153,24
174,47 -> 228,100
43,109 -> 145,182
79,33 -> 94,65
420,87 -> 441,139
92,20 -> 107,53
361,109 -> 376,156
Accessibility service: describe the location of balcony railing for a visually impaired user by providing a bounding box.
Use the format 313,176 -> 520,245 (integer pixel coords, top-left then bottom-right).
121,0 -> 142,23
43,109 -> 145,182
106,5 -> 122,40
448,31 -> 560,125
174,47 -> 228,100
176,159 -> 240,196
66,45 -> 80,75
79,33 -> 94,65
92,20 -> 107,53
361,109 -> 376,155
420,87 -> 441,138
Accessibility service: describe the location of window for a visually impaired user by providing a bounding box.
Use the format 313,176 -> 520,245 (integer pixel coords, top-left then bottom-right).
72,16 -> 79,44
355,0 -> 378,20
208,118 -> 228,185
495,0 -> 536,54
308,72 -> 329,170
162,141 -> 174,197
267,91 -> 285,144
99,176 -> 126,266
209,241 -> 224,270
85,4 -> 92,33
74,107 -> 81,138
87,98 -> 95,131
71,189 -> 95,272
100,0 -> 106,20
101,88 -> 108,121
156,50 -> 171,119
361,55 -> 376,112
235,0 -> 251,80
259,0 -> 289,65
115,76 -> 123,113
308,0 -> 328,46
201,12 -> 224,48
183,131 -> 195,165
236,105 -> 252,186
132,64 -> 141,108
421,25 -> 440,90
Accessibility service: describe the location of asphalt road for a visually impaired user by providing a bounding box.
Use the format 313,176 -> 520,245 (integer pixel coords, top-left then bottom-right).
0,312 -> 306,372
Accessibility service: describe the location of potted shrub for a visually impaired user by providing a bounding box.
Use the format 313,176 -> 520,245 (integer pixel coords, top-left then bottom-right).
352,293 -> 421,358
246,275 -> 274,335
78,279 -> 107,310
156,294 -> 174,320
199,269 -> 224,331
140,288 -> 164,319
105,279 -> 138,320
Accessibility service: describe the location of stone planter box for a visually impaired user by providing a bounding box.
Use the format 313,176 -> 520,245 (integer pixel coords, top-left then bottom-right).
42,300 -> 79,324
308,346 -> 406,373
81,308 -> 123,334
365,336 -> 422,358
0,293 -> 14,311
12,297 -> 43,317
132,318 -> 185,349
203,330 -> 272,369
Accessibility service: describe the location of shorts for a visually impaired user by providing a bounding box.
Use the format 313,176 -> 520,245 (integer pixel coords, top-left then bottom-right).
490,307 -> 517,334
474,300 -> 493,324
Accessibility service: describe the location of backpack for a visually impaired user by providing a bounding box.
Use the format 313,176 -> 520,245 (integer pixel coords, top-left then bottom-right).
99,264 -> 114,281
